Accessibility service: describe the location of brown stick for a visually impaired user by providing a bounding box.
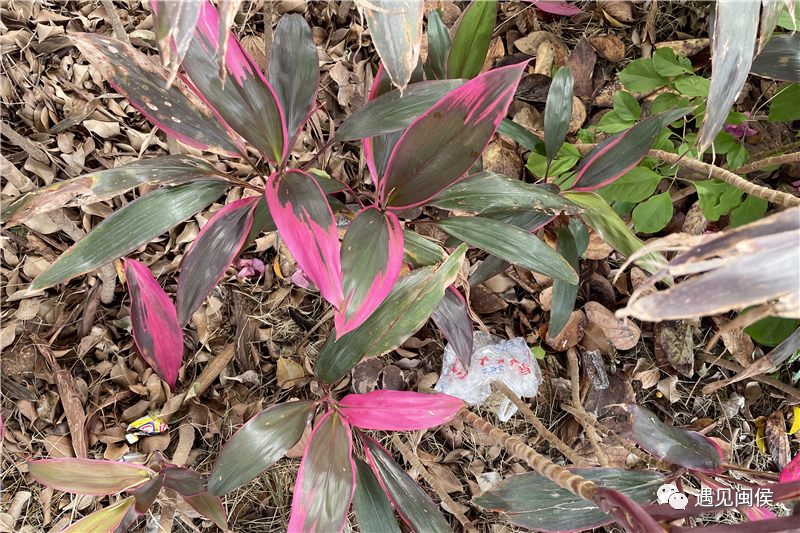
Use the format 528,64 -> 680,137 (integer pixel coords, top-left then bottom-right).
185,343 -> 236,400
101,0 -> 131,45
697,352 -> 800,400
560,403 -> 672,472
492,381 -> 588,467
391,435 -> 478,533
567,348 -> 610,468
732,151 -> 800,175
651,150 -> 800,208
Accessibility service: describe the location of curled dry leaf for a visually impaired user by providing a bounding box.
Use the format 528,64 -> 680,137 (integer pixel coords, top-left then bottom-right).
765,410 -> 789,471
632,359 -> 660,389
276,357 -> 304,388
590,34 -> 625,63
598,0 -> 636,24
583,301 -> 640,351
545,309 -> 586,351
657,375 -> 680,404
568,96 -> 587,133
654,321 -> 694,378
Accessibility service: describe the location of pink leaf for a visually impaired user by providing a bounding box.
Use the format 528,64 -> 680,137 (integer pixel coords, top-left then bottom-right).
124,258 -> 184,390
780,452 -> 800,482
335,208 -> 404,337
338,390 -> 464,430
745,507 -> 777,521
530,0 -> 582,16
265,170 -> 344,308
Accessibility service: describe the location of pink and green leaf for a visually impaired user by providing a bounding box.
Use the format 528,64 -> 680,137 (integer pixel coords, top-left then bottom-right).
316,244 -> 466,383
209,400 -> 315,496
152,0 -> 201,87
70,33 -> 240,156
380,62 -> 527,209
339,390 -> 463,431
269,14 -> 319,148
183,492 -> 228,531
27,458 -> 154,495
61,497 -> 136,533
626,404 -> 723,473
363,65 -> 401,187
430,286 -> 474,370
288,411 -> 355,533
745,507 -> 777,521
177,1 -> 286,163
531,0 -> 583,16
780,452 -> 800,482
124,258 -> 184,390
2,156 -> 222,227
362,434 -> 452,533
446,0 -> 497,79
360,1 -> 423,91
176,196 -> 258,325
129,474 -> 164,515
160,466 -> 208,496
336,208 -> 404,337
30,179 -> 228,291
265,170 -> 344,309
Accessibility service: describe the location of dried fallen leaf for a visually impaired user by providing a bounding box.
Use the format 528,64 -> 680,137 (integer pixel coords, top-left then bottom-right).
564,39 -> 597,97
590,34 -> 625,62
765,410 -> 789,471
277,357 -> 305,389
585,229 -> 613,260
352,358 -> 383,394
545,310 -> 587,351
654,321 -> 694,378
285,420 -> 312,459
598,0 -> 636,23
568,95 -> 587,133
470,285 -> 508,314
427,463 -> 463,493
580,320 -> 612,355
657,375 -> 680,404
584,301 -> 640,351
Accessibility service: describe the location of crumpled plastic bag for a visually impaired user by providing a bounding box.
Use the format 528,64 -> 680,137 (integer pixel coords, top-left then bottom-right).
435,331 -> 542,422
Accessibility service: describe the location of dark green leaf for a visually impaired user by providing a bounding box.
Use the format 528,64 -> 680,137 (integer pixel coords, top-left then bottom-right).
626,404 -> 723,472
744,316 -> 800,347
568,218 -> 589,257
768,83 -> 800,122
429,171 -> 581,216
316,245 -> 466,383
31,180 -> 228,291
446,0 -> 496,79
208,400 -> 315,495
434,217 -> 577,283
402,230 -> 446,267
334,80 -> 466,142
177,197 -> 258,326
652,47 -> 693,77
618,58 -> 669,92
269,14 -> 318,141
130,474 -> 164,515
632,192 -> 673,234
427,10 -> 450,80
544,66 -> 574,174
730,195 -> 768,228
240,196 -> 276,252
431,286 -> 473,370
497,118 -> 545,154
363,435 -> 451,533
596,166 -> 661,204
70,34 -> 240,156
2,156 -> 221,226
473,468 -> 664,533
751,33 -> 800,82
549,226 -> 579,337
612,90 -> 641,122
160,466 -> 207,496
152,1 -> 201,85
694,179 -> 743,221
361,1 -> 423,91
698,0 -> 760,150
183,492 -> 227,531
288,412 -> 355,533
353,457 -> 402,533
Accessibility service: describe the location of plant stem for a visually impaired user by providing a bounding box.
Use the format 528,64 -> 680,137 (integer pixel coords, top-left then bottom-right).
391,435 -> 478,533
491,381 -> 588,467
731,151 -> 800,175
101,0 -> 131,45
697,352 -> 800,401
567,348 -> 610,468
740,140 -> 800,162
651,150 -> 800,208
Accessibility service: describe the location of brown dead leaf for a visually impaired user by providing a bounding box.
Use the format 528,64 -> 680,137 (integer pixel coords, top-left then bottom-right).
470,285 -> 508,314
580,321 -> 612,355
352,358 -> 383,394
545,310 -> 587,351
277,357 -> 305,388
583,302 -> 640,351
585,230 -> 613,260
590,34 -> 625,63
654,39 -> 710,58
479,37 -> 504,75
765,410 -> 789,471
285,420 -> 312,459
427,463 -> 463,493
717,321 -> 755,367
598,1 -> 636,23
514,31 -> 569,63
539,286 -> 553,311
657,375 -> 680,403
682,202 -> 710,235
630,267 -> 657,298
381,365 -> 405,391
515,74 -> 552,103
564,39 -> 597,97
568,96 -> 587,132
654,321 -> 694,378
482,140 -> 523,179
533,41 -> 555,76
44,434 -> 74,458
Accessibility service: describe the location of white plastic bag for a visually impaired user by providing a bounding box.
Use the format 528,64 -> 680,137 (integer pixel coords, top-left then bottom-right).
435,331 -> 542,422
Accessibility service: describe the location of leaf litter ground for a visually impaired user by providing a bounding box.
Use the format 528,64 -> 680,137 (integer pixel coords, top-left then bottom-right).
1,1 -> 798,532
